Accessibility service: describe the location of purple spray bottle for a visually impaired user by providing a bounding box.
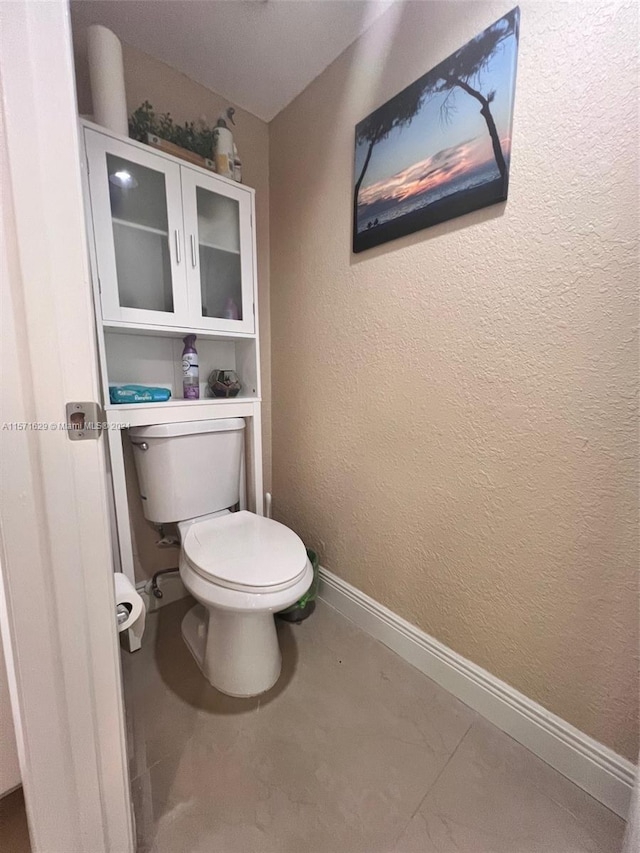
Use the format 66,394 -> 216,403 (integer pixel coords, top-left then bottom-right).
182,335 -> 199,400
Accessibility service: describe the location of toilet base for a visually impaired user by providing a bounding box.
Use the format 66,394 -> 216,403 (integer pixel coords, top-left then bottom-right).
182,603 -> 282,697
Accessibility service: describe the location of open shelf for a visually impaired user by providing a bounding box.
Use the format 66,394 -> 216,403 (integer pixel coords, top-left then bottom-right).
102,329 -> 259,410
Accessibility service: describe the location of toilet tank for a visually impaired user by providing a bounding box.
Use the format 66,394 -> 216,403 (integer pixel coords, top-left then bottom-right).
129,418 -> 245,523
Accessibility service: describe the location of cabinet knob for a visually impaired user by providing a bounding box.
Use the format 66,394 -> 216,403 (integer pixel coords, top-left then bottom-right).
174,230 -> 181,264
190,234 -> 197,268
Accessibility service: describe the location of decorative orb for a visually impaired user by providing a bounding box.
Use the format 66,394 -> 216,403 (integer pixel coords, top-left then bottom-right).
207,369 -> 242,398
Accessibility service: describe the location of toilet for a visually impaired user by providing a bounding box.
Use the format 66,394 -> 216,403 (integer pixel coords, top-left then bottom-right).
129,418 -> 313,697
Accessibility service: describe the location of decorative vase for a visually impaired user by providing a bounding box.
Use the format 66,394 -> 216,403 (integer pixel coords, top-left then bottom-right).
207,369 -> 242,398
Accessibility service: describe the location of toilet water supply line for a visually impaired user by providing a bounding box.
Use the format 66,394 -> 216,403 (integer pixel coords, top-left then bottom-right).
145,493 -> 273,598
147,568 -> 179,600
144,524 -> 180,599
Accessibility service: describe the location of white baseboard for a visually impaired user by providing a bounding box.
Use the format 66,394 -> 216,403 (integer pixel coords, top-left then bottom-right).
319,567 -> 635,819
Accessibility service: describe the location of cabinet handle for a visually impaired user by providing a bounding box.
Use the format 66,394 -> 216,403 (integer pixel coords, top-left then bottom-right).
174,230 -> 181,264
190,234 -> 197,268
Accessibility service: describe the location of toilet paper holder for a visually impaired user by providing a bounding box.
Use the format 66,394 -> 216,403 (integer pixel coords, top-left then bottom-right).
116,602 -> 131,626
114,572 -> 146,652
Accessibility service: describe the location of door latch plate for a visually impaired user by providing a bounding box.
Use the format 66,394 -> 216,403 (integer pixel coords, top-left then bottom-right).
65,401 -> 104,441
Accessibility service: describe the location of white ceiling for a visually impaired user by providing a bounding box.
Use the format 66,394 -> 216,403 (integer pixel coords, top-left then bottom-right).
70,0 -> 393,122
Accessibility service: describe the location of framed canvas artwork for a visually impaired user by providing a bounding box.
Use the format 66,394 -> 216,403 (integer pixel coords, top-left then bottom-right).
353,7 -> 520,253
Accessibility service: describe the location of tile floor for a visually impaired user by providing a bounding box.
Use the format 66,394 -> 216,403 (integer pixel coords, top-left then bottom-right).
123,597 -> 625,853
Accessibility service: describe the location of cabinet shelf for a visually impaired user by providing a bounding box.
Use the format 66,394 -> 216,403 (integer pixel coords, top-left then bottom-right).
199,241 -> 240,255
111,217 -> 168,237
104,395 -> 262,428
102,319 -> 255,341
106,396 -> 260,412
110,221 -> 240,255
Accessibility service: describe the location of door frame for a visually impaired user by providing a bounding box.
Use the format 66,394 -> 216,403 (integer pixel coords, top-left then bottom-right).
0,2 -> 134,851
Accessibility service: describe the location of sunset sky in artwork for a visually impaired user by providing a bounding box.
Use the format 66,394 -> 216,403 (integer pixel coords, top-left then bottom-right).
354,30 -> 518,211
358,135 -> 512,208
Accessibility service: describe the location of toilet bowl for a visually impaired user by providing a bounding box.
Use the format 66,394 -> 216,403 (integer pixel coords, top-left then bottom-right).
177,510 -> 313,696
128,418 -> 313,698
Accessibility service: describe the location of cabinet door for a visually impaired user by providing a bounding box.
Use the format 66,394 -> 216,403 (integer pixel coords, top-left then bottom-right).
85,128 -> 188,327
181,167 -> 255,334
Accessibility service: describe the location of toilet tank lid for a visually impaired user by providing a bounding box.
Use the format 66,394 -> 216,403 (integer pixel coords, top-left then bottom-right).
129,418 -> 245,440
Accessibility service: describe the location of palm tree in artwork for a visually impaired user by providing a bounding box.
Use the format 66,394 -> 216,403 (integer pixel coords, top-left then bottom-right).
353,78 -> 426,227
434,7 -> 520,181
353,8 -> 519,234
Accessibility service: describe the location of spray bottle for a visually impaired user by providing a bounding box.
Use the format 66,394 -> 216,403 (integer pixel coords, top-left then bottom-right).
182,335 -> 199,399
213,107 -> 235,179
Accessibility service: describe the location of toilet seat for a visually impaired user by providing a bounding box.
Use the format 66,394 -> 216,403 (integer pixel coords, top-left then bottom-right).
182,510 -> 308,593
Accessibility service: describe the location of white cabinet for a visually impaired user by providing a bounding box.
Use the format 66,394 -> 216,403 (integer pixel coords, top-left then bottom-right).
80,121 -> 265,587
85,127 -> 255,335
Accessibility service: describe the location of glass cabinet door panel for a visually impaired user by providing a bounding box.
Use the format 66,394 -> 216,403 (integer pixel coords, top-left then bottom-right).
196,188 -> 242,321
199,246 -> 242,320
106,154 -> 173,313
181,166 -> 254,334
85,128 -> 188,327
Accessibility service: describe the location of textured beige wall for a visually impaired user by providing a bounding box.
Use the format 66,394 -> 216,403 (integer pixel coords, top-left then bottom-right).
72,31 -> 271,580
270,0 -> 639,760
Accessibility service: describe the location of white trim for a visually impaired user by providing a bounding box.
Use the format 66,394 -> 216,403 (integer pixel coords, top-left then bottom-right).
319,567 -> 635,819
0,2 -> 133,850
